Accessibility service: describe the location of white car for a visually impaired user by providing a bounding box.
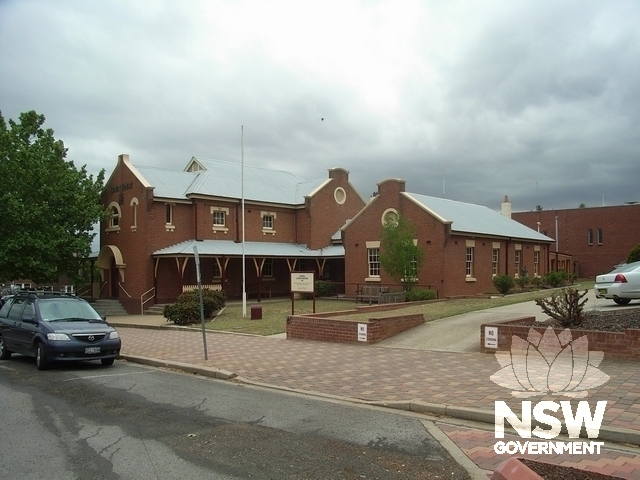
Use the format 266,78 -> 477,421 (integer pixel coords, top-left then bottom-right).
595,261 -> 640,305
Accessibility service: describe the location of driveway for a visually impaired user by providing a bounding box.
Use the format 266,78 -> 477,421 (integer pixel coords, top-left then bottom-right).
378,288 -> 615,353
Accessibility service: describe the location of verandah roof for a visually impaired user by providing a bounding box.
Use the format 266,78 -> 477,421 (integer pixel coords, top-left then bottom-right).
153,239 -> 345,258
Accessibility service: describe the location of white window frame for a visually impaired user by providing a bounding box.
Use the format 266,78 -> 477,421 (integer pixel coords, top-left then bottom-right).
165,203 -> 175,231
368,248 -> 380,278
261,211 -> 276,235
465,247 -> 474,278
492,249 -> 499,276
534,251 -> 540,276
106,202 -> 121,232
263,258 -> 274,277
515,249 -> 521,276
130,197 -> 138,232
597,228 -> 603,245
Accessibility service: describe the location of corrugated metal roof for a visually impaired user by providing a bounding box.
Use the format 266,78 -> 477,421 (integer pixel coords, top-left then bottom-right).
135,157 -> 326,205
404,193 -> 554,242
153,240 -> 345,257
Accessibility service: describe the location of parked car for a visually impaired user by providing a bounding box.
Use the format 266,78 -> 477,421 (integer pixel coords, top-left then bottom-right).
595,261 -> 640,305
0,292 -> 121,370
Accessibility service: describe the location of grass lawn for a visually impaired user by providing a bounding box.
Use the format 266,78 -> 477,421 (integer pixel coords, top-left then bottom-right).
204,281 -> 595,336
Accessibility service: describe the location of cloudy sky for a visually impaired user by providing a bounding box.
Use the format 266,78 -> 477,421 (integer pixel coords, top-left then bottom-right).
1,0 -> 638,212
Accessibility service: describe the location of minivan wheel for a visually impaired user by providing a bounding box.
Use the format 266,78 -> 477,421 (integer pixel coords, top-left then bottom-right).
0,335 -> 12,360
36,343 -> 49,370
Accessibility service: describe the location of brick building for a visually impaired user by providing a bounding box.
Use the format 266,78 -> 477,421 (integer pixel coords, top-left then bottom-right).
342,179 -> 554,298
97,154 -> 366,313
512,203 -> 640,279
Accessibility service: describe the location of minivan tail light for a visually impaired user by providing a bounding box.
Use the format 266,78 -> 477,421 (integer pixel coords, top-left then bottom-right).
614,274 -> 628,283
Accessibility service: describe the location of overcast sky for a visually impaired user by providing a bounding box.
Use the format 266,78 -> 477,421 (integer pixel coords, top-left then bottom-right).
1,0 -> 638,212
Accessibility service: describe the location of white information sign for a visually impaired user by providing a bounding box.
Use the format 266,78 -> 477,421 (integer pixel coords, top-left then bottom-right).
357,323 -> 368,342
290,272 -> 314,293
484,326 -> 498,349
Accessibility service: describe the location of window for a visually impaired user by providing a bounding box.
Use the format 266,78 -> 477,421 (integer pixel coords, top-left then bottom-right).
534,251 -> 539,276
261,211 -> 277,235
368,248 -> 380,277
212,261 -> 221,279
213,211 -> 225,226
165,204 -> 173,225
514,250 -> 521,276
492,249 -> 499,276
587,228 -> 594,245
407,254 -> 418,278
597,228 -> 603,245
263,258 -> 274,277
130,197 -> 138,231
466,247 -> 474,277
107,202 -> 121,231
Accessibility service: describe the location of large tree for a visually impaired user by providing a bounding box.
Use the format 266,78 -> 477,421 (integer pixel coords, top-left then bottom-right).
379,214 -> 424,291
0,110 -> 106,283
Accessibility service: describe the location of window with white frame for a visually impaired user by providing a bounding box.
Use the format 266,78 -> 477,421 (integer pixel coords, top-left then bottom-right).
587,228 -> 594,245
213,211 -> 225,226
263,258 -> 274,277
492,249 -> 499,276
534,251 -> 539,276
368,248 -> 380,277
465,247 -> 474,277
515,250 -> 521,276
261,211 -> 276,235
597,228 -> 603,245
107,202 -> 121,231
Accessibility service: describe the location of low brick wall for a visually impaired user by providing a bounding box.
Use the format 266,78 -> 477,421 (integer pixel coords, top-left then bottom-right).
287,313 -> 424,344
480,317 -> 640,361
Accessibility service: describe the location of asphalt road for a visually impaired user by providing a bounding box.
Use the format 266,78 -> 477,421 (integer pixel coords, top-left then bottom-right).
0,357 -> 473,480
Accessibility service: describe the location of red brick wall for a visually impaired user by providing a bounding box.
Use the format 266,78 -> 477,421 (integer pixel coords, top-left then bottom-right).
480,319 -> 640,361
512,204 -> 640,278
343,179 -> 550,298
286,312 -> 424,344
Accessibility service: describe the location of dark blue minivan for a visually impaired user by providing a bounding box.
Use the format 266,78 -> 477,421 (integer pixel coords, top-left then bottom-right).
0,292 -> 121,370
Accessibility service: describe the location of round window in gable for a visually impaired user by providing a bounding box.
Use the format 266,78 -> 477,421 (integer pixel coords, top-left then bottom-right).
381,208 -> 399,226
334,187 -> 346,205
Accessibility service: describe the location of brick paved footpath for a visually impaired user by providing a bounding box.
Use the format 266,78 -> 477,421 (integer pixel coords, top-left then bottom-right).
119,327 -> 640,478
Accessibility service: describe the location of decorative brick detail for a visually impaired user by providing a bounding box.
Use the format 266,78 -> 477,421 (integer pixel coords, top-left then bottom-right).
480,317 -> 640,361
287,311 -> 424,344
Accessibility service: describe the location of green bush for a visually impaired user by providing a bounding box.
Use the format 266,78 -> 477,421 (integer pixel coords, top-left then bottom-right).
492,275 -> 515,295
515,275 -> 530,290
530,276 -> 542,289
627,243 -> 640,263
163,288 -> 226,324
405,288 -> 437,302
315,280 -> 336,297
544,271 -> 566,288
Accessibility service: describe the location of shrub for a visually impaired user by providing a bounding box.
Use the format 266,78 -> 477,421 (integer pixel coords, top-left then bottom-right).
544,271 -> 566,288
535,287 -> 588,328
628,243 -> 640,263
315,280 -> 336,297
529,276 -> 542,289
492,275 -> 514,295
163,288 -> 226,324
405,288 -> 437,302
515,275 -> 530,290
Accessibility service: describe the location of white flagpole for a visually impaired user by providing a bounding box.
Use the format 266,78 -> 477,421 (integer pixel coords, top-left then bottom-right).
241,126 -> 247,318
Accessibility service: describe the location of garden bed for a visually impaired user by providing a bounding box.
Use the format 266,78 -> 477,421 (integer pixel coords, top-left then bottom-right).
481,307 -> 640,361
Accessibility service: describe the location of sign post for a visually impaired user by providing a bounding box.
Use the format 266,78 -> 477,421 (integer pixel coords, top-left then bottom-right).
193,245 -> 208,360
290,272 -> 315,315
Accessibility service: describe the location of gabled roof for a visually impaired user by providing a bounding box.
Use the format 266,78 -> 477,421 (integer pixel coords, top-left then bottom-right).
153,239 -> 345,258
404,193 -> 554,242
134,157 -> 327,205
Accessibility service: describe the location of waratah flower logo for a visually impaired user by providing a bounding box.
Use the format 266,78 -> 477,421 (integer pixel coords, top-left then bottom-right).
490,327 -> 609,398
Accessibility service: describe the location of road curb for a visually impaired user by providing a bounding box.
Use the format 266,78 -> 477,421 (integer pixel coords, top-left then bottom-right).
121,355 -> 640,447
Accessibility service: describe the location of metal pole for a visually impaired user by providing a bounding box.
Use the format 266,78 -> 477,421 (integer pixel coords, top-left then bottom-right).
241,126 -> 247,318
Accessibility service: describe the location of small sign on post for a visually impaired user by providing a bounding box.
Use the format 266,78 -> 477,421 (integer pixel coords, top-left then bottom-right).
357,323 -> 368,342
484,326 -> 498,349
290,272 -> 315,315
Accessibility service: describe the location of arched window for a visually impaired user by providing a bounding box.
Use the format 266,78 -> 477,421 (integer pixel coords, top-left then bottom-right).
130,197 -> 139,231
107,202 -> 122,231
